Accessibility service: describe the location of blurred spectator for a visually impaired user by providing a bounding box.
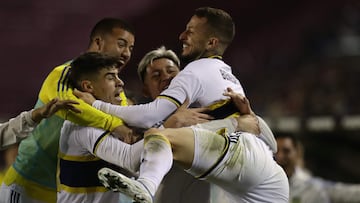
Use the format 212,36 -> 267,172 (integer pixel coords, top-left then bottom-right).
275,132 -> 360,203
275,132 -> 330,203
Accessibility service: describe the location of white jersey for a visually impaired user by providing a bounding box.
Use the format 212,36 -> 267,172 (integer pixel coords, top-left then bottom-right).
289,167 -> 330,203
0,110 -> 36,150
57,121 -> 143,203
92,58 -> 244,128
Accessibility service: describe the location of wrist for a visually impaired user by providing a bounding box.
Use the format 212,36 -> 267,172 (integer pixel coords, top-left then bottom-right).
30,108 -> 44,123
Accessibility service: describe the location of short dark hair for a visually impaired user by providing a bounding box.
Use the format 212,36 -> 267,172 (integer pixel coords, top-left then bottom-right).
194,7 -> 235,46
69,52 -> 121,90
275,132 -> 300,149
89,18 -> 135,40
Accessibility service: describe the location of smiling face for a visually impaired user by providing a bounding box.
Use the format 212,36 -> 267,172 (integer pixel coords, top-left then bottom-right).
90,66 -> 124,105
91,27 -> 135,71
179,15 -> 211,62
142,58 -> 180,99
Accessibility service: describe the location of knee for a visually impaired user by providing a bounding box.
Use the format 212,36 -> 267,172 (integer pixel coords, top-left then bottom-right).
144,128 -> 163,137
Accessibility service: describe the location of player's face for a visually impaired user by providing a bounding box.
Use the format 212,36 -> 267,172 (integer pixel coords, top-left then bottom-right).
91,67 -> 124,105
179,15 -> 210,62
143,58 -> 180,99
100,28 -> 135,71
275,137 -> 298,176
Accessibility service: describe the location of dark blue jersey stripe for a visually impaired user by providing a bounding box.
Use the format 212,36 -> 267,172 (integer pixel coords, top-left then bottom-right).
59,159 -> 115,188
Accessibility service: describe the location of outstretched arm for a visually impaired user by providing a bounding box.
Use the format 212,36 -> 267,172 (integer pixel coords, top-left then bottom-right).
74,88 -> 180,129
0,98 -> 80,149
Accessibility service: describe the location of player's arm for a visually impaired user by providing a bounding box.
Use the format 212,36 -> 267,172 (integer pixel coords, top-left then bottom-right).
0,98 -> 80,149
74,87 -> 180,129
163,99 -> 214,128
75,126 -> 143,173
73,70 -> 202,129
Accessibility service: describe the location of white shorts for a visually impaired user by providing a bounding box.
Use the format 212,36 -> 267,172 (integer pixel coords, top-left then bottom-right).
186,128 -> 289,203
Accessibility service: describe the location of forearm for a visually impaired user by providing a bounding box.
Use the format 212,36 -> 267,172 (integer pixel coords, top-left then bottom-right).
93,98 -> 178,128
94,136 -> 144,173
0,110 -> 37,149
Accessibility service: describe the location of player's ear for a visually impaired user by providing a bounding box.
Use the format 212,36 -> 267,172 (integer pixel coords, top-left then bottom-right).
206,37 -> 218,50
88,36 -> 104,52
81,80 -> 94,93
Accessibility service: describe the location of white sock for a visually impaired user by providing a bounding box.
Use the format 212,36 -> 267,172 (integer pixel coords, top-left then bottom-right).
137,134 -> 173,196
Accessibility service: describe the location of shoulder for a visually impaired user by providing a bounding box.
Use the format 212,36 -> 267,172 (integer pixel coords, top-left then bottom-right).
43,60 -> 72,83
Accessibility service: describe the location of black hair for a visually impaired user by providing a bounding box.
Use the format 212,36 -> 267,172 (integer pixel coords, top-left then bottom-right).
194,7 -> 235,45
275,132 -> 300,149
69,52 -> 121,90
89,18 -> 135,41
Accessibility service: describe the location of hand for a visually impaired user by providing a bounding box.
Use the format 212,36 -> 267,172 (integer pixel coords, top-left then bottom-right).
163,99 -> 214,128
32,98 -> 81,123
112,125 -> 141,144
235,114 -> 260,135
223,87 -> 253,115
73,88 -> 96,105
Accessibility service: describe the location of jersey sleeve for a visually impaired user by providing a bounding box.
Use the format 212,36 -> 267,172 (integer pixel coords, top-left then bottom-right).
0,110 -> 37,149
73,126 -> 143,173
93,97 -> 179,128
91,68 -> 203,129
160,68 -> 203,105
38,62 -> 124,131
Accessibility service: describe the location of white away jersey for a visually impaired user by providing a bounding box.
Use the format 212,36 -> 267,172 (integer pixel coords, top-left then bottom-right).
57,121 -> 143,203
92,58 -> 245,128
162,58 -> 244,107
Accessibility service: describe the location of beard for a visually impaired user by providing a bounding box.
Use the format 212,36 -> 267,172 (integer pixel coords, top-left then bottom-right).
179,49 -> 203,66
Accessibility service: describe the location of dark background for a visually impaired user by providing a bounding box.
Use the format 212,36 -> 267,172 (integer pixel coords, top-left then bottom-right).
1,0 -> 359,184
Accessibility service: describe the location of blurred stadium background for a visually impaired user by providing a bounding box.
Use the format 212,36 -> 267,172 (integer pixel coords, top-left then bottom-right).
0,0 -> 359,183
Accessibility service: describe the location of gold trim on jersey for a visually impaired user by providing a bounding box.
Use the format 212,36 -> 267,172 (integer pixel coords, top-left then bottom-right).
58,152 -> 101,162
93,131 -> 111,155
207,99 -> 240,119
157,95 -> 181,108
58,183 -> 108,193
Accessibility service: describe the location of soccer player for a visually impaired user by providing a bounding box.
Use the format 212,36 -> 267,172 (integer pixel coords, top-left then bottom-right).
76,7 -> 288,202
57,52 -> 252,203
0,18 -> 135,203
91,45 -> 288,202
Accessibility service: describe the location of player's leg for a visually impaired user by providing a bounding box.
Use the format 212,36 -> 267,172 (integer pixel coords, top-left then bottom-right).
150,127 -> 196,169
137,133 -> 173,196
146,127 -> 228,176
98,133 -> 173,203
